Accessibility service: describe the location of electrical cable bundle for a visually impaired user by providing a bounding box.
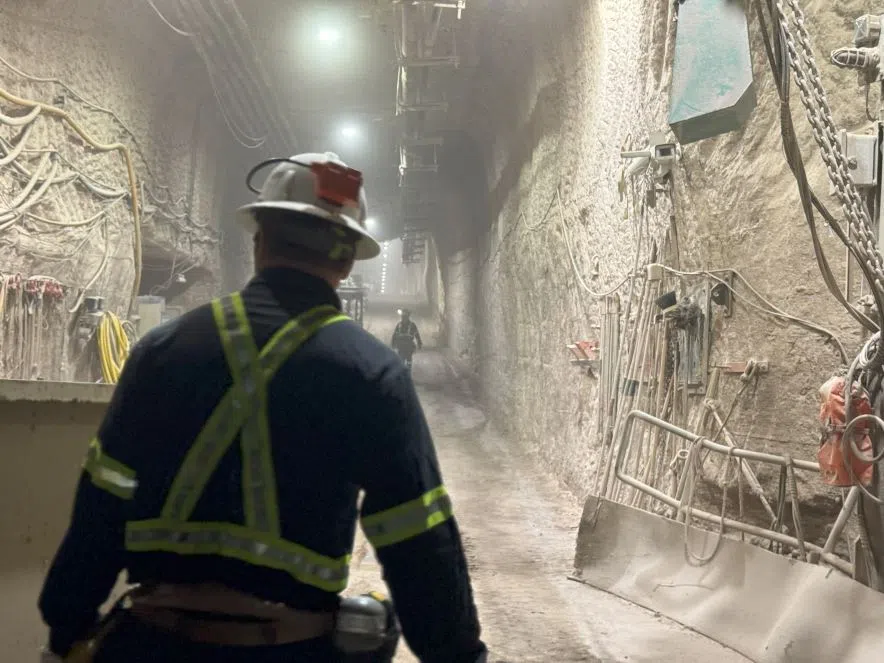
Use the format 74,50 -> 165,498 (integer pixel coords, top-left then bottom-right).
148,0 -> 296,149
97,311 -> 130,384
755,0 -> 884,356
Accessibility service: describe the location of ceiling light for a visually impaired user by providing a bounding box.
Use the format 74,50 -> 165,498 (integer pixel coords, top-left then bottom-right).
340,125 -> 360,140
318,28 -> 341,44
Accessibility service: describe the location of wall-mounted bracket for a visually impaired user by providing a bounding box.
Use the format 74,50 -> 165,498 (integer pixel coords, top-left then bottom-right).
720,360 -> 769,376
710,271 -> 734,317
621,131 -> 678,181
568,341 -> 600,377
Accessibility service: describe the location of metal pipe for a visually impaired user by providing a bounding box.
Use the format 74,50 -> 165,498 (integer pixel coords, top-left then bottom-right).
398,56 -> 460,67
426,6 -> 445,51
823,485 -> 861,555
613,468 -> 853,575
708,406 -> 778,522
398,102 -> 449,113
614,410 -> 852,574
626,410 -> 819,472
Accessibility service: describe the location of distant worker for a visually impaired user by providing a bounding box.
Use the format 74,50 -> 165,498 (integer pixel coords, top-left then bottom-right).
38,152 -> 488,663
391,308 -> 423,370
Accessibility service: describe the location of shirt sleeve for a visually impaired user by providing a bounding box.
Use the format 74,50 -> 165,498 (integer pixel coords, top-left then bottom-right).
38,338 -> 152,656
348,364 -> 487,663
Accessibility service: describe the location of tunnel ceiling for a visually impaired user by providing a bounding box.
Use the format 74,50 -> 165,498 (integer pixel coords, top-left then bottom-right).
75,0 -> 507,241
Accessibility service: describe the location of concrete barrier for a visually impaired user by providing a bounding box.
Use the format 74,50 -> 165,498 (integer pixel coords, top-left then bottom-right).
0,379 -> 112,658
573,496 -> 884,662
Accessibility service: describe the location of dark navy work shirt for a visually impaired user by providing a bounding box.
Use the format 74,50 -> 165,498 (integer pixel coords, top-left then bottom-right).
38,267 -> 486,662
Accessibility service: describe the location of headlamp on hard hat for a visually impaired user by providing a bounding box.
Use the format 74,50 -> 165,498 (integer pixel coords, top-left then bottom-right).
238,152 -> 381,261
246,157 -> 364,209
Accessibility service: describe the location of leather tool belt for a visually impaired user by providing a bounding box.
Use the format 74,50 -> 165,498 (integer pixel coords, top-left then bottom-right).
129,583 -> 335,647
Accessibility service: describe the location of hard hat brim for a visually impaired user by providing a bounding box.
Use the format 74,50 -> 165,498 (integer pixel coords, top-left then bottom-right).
237,201 -> 382,261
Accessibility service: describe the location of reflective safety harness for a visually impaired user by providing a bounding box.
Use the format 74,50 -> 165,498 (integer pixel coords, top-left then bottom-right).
86,291 -> 456,594
84,437 -> 138,500
124,293 -> 351,592
361,485 -> 453,549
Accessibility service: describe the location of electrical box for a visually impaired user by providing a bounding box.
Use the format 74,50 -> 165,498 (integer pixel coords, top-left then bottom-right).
664,283 -> 712,394
668,0 -> 756,144
839,130 -> 878,189
136,295 -> 165,337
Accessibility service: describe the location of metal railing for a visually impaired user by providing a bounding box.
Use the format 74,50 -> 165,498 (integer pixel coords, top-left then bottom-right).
614,410 -> 854,576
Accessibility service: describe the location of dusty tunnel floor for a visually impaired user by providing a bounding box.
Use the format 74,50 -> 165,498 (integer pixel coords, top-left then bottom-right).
2,308 -> 750,662
355,309 -> 750,663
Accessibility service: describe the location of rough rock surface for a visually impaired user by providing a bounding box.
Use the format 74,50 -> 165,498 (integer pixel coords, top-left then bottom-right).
0,1 -> 233,378
352,310 -> 749,662
434,0 -> 874,541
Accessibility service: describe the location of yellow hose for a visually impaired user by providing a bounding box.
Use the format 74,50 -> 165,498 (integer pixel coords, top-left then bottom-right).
97,311 -> 130,384
0,86 -> 142,318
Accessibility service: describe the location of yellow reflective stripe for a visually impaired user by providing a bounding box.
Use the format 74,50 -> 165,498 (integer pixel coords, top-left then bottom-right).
160,380 -> 250,521
361,485 -> 453,549
211,295 -> 254,389
125,519 -> 350,593
164,294 -> 258,523
159,304 -> 348,524
215,294 -> 279,536
83,437 -> 138,500
260,308 -> 350,373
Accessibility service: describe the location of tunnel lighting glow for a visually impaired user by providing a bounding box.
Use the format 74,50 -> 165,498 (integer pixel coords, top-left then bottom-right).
380,240 -> 390,294
318,28 -> 341,44
340,125 -> 360,140
365,217 -> 378,233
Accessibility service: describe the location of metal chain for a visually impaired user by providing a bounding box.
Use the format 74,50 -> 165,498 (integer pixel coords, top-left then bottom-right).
775,0 -> 884,299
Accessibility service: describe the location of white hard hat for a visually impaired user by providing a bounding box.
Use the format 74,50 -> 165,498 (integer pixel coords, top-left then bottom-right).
238,152 -> 381,260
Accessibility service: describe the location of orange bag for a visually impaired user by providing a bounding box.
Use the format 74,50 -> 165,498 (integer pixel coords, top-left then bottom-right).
818,376 -> 874,487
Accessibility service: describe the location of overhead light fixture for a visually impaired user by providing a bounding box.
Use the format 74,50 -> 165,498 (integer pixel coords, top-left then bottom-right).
318,28 -> 341,44
340,124 -> 360,140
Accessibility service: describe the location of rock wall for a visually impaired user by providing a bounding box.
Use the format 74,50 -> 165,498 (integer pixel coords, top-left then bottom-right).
0,1 -> 232,379
438,0 -> 873,537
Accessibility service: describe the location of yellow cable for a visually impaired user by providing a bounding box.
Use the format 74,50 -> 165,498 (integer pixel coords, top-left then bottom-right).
0,86 -> 142,318
98,312 -> 130,384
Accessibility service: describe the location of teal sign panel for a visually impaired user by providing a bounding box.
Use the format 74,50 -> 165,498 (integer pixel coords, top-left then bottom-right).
668,0 -> 757,144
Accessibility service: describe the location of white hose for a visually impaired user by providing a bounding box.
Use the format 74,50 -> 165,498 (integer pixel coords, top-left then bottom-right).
662,266 -> 847,362
68,216 -> 111,314
0,104 -> 40,127
0,123 -> 36,166
146,0 -> 194,37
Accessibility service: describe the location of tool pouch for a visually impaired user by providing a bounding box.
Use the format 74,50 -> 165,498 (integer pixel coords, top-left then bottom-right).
333,592 -> 400,662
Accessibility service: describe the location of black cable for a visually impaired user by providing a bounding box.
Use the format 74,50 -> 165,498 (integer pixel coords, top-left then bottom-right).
755,0 -> 884,337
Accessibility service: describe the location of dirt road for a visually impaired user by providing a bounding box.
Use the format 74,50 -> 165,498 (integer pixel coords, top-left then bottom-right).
348,316 -> 750,663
